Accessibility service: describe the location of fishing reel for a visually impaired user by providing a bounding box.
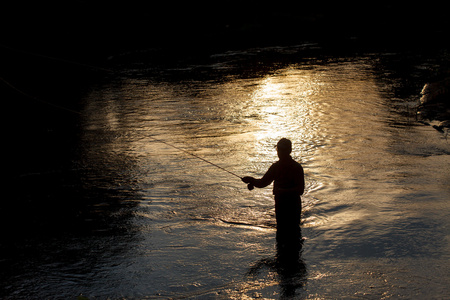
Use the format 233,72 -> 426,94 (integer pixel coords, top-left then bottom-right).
247,183 -> 254,191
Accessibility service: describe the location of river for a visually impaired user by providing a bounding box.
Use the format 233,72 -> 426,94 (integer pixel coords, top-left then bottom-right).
2,46 -> 449,299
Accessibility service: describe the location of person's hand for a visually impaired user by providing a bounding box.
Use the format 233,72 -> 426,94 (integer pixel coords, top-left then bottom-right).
241,177 -> 255,190
241,176 -> 254,184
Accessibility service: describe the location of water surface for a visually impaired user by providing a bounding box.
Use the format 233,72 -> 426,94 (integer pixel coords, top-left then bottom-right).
3,47 -> 449,299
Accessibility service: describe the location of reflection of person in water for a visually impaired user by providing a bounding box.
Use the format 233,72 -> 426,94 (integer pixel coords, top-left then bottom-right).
247,239 -> 307,298
242,138 -> 305,241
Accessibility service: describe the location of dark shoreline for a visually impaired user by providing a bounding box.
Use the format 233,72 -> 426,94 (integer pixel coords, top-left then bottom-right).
2,2 -> 449,60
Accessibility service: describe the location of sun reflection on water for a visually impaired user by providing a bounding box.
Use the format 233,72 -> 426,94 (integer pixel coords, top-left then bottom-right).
248,69 -> 326,165
31,55 -> 450,299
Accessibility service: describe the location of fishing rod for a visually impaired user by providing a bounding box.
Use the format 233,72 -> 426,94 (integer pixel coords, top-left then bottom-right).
148,135 -> 243,180
1,45 -> 251,189
2,75 -> 244,182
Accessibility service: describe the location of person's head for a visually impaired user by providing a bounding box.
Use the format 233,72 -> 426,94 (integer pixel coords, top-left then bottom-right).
276,138 -> 292,159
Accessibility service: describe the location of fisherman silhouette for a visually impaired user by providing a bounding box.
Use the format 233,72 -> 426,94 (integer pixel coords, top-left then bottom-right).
242,138 -> 305,241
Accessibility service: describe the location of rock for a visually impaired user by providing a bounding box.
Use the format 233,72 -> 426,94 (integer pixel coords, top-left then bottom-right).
420,77 -> 450,105
417,77 -> 450,131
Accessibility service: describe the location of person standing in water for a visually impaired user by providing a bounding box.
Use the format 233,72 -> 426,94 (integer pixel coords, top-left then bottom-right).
242,138 -> 305,241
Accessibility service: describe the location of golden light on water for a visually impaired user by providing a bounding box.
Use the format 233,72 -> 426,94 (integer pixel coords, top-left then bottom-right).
82,61 -> 402,225
248,68 -> 325,162
73,55 -> 450,299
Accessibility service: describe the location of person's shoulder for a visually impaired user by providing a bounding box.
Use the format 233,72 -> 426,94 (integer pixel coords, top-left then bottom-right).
292,159 -> 303,169
269,161 -> 280,170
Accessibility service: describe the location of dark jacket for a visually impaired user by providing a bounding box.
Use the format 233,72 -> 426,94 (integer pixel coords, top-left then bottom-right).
253,156 -> 305,197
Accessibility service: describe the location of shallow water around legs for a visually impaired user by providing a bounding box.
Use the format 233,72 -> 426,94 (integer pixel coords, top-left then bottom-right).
3,49 -> 450,299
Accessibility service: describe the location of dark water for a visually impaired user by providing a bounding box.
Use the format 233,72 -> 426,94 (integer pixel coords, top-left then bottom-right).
2,46 -> 450,299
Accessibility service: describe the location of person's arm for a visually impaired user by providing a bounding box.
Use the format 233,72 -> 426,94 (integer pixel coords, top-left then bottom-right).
242,165 -> 276,189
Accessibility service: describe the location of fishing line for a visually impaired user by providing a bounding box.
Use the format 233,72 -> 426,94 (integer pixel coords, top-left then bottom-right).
148,135 -> 242,180
1,76 -> 82,115
2,76 -> 243,181
1,46 -> 243,181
